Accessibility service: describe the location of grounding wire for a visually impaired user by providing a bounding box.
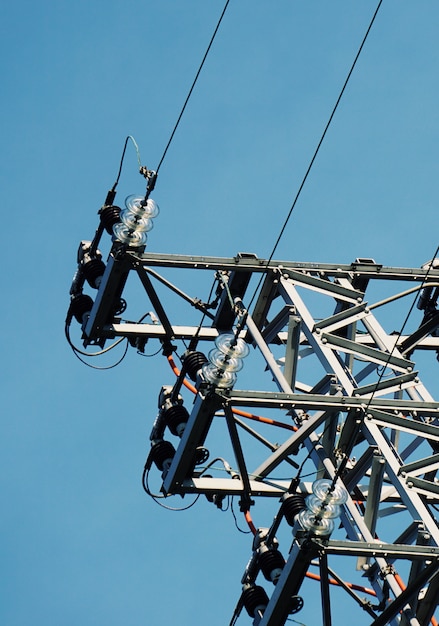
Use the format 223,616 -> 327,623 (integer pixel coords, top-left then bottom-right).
154,0 -> 231,175
247,0 -> 383,310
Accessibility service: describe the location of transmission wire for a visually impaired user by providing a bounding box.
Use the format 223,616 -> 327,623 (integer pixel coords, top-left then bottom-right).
248,0 -> 383,309
155,0 -> 231,175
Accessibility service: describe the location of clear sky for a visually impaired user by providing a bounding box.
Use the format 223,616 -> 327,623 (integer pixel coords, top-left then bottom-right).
2,2 -> 439,625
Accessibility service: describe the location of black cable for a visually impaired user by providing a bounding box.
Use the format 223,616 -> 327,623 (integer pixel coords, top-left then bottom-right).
142,465 -> 200,510
248,0 -> 383,309
113,135 -> 142,192
155,0 -> 231,175
230,497 -> 252,534
65,322 -> 130,370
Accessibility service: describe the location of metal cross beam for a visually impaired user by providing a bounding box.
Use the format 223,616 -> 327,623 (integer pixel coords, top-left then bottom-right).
68,241 -> 439,625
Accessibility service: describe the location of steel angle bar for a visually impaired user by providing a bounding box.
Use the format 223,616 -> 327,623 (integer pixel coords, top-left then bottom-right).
325,540 -> 439,560
357,452 -> 386,570
132,251 -> 439,281
223,406 -> 252,498
106,323 -> 219,342
232,415 -> 300,469
251,410 -> 332,479
281,268 -> 365,303
361,311 -> 402,354
319,551 -> 332,626
177,476 -> 291,497
260,305 -> 296,343
405,476 -> 439,498
416,570 -> 439,626
363,419 -> 439,543
84,251 -> 133,344
344,446 -> 379,491
250,271 -> 280,331
133,264 -> 175,339
368,559 -> 439,626
400,526 -> 436,625
393,521 -> 429,547
162,390 -> 223,495
278,278 -> 357,393
141,266 -> 216,319
353,372 -> 420,398
400,311 -> 439,356
313,560 -> 378,619
242,309 -> 294,394
367,409 -> 439,440
299,430 -> 415,607
355,334 -> 439,351
227,390 -> 438,418
320,332 -> 415,372
283,314 -> 302,389
400,453 -> 439,477
314,302 -> 370,334
337,407 -> 366,456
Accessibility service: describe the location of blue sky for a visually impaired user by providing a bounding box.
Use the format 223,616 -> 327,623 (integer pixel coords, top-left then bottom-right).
2,2 -> 439,625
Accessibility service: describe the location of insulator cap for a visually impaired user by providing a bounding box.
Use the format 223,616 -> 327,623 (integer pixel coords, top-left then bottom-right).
83,258 -> 106,289
162,405 -> 190,437
100,205 -> 121,234
150,440 -> 176,471
259,549 -> 285,584
182,351 -> 208,381
282,493 -> 306,526
242,585 -> 269,618
70,294 -> 94,324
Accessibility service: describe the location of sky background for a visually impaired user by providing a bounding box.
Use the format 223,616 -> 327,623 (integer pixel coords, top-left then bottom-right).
2,1 -> 439,625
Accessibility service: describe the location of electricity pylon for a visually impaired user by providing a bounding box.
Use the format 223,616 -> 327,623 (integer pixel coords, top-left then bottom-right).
68,221 -> 439,625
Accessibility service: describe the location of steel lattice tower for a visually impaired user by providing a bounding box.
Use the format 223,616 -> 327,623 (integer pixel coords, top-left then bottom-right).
68,234 -> 439,625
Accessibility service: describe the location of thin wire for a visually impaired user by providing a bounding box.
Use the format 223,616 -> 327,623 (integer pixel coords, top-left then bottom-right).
142,466 -> 200,511
155,0 -> 231,175
248,0 -> 383,309
65,323 -> 130,370
113,135 -> 142,190
230,497 -> 252,534
65,322 -> 126,357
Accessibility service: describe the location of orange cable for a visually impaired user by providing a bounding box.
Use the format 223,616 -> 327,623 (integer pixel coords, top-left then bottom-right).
393,571 -> 437,626
167,356 -> 296,431
305,571 -> 377,597
168,357 -> 439,612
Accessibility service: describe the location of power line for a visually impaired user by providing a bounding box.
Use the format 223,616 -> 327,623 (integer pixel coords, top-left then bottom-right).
155,0 -> 231,175
248,0 -> 383,309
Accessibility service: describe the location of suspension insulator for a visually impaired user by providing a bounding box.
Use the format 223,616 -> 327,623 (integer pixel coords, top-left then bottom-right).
182,351 -> 208,381
69,294 -> 94,324
259,549 -> 285,584
149,440 -> 176,472
100,205 -> 121,234
282,493 -> 306,526
83,258 -> 106,289
162,405 -> 190,437
417,286 -> 434,311
242,585 -> 269,618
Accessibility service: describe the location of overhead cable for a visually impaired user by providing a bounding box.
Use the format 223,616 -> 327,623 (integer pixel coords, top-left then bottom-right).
248,0 -> 383,309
